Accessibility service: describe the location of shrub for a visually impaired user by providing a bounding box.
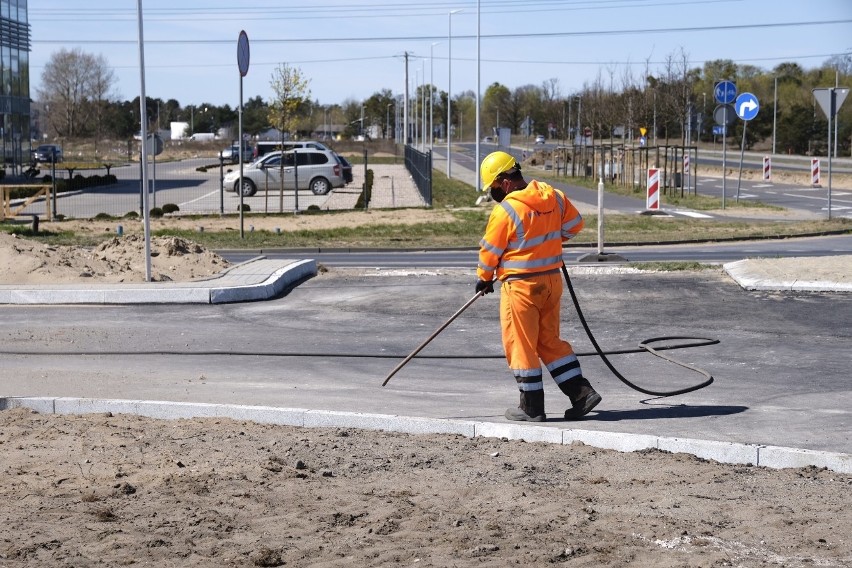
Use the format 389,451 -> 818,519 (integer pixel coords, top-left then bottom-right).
123,211 -> 140,219
149,207 -> 164,218
355,168 -> 374,209
94,212 -> 113,220
42,174 -> 52,183
238,203 -> 251,212
161,203 -> 180,214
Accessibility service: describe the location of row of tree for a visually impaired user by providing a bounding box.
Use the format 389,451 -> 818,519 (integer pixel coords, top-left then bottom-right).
36,47 -> 851,156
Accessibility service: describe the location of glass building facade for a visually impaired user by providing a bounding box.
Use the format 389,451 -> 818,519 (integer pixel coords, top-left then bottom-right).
0,0 -> 30,169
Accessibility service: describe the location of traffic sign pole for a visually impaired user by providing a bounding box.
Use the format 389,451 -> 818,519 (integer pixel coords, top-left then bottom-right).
722,106 -> 727,210
237,30 -> 250,236
714,81 -> 737,211
813,87 -> 848,220
733,93 -> 760,203
736,121 -> 747,202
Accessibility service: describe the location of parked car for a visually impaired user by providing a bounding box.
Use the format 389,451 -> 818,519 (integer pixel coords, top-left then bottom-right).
253,140 -> 331,159
534,134 -> 546,145
34,144 -> 63,163
336,154 -> 353,184
220,142 -> 252,163
224,148 -> 346,197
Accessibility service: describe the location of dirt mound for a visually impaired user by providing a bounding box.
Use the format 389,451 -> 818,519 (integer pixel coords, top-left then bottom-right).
0,232 -> 229,284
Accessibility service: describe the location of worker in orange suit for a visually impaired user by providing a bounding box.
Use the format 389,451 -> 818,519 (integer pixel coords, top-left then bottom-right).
476,151 -> 601,422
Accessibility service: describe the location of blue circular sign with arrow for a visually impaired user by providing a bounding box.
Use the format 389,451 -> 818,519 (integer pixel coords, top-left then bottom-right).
735,92 -> 760,121
714,80 -> 737,104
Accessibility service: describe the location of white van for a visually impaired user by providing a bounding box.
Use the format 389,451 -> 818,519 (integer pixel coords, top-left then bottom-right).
189,133 -> 216,142
253,140 -> 330,159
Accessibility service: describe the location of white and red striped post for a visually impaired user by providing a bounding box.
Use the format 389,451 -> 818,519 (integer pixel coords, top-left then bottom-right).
763,156 -> 771,181
683,153 -> 690,175
646,168 -> 660,211
811,158 -> 821,187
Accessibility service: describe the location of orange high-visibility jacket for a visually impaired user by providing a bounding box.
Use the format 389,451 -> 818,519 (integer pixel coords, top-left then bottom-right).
477,180 -> 584,282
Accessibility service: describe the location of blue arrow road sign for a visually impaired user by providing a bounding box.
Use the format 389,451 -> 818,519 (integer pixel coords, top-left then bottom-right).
712,125 -> 726,136
714,80 -> 737,104
735,92 -> 760,121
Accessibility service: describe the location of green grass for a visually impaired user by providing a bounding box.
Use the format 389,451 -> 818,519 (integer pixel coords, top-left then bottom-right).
538,173 -> 782,210
3,167 -> 850,249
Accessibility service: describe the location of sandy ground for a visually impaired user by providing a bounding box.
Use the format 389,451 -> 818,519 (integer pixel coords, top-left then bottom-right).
0,232 -> 230,284
0,209 -> 460,285
2,212 -> 851,566
1,407 -> 849,567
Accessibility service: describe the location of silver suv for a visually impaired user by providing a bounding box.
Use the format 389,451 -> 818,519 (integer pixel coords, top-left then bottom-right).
224,148 -> 346,197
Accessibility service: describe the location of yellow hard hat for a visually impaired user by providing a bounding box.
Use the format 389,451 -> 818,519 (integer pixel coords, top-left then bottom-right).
480,151 -> 517,191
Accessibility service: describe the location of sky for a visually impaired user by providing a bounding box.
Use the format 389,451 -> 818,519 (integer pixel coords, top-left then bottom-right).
27,0 -> 852,110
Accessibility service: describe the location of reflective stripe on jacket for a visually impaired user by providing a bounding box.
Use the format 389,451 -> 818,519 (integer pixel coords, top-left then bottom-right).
477,180 -> 584,282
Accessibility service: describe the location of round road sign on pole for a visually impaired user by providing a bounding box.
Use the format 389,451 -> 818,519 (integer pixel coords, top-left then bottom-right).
145,133 -> 163,156
714,80 -> 737,104
237,30 -> 250,77
735,92 -> 760,121
714,104 -> 737,127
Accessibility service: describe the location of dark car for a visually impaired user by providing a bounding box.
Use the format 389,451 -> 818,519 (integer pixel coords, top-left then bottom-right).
34,144 -> 63,163
336,154 -> 353,184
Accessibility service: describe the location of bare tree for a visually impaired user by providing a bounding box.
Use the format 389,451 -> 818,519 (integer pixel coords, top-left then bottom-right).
37,48 -> 115,139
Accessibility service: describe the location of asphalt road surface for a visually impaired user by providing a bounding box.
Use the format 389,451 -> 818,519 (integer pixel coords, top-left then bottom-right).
1,268 -> 849,455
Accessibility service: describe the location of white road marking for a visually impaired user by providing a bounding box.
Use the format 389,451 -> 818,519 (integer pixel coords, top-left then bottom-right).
671,211 -> 714,218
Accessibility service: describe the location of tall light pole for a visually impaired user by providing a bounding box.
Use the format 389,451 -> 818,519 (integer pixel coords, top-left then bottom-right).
421,64 -> 426,149
387,103 -> 392,140
474,0 -> 481,192
772,75 -> 778,155
447,8 -> 462,178
430,42 -> 439,150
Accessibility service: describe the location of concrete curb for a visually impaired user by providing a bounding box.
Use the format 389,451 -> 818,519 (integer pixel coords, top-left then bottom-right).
3,396 -> 849,474
723,258 -> 852,293
0,258 -> 317,305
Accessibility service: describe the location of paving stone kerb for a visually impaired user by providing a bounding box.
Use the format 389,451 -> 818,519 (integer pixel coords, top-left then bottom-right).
0,258 -> 317,305
3,397 -> 849,474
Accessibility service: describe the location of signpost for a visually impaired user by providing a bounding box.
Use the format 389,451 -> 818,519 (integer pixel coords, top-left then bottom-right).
145,133 -> 164,208
237,31 -> 250,236
812,87 -> 849,219
714,80 -> 737,209
734,92 -> 759,201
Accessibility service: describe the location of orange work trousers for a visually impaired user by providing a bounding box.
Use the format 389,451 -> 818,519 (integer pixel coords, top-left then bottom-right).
499,271 -> 582,391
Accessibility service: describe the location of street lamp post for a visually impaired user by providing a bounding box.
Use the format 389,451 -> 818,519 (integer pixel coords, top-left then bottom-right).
447,8 -> 462,178
387,103 -> 392,140
430,41 -> 439,151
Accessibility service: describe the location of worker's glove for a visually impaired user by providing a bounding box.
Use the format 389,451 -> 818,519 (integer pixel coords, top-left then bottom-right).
475,279 -> 494,295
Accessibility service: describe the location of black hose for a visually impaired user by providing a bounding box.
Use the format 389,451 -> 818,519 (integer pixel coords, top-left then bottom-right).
561,264 -> 715,397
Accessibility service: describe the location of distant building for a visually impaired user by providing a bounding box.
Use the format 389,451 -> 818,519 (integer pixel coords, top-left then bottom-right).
1,0 -> 31,169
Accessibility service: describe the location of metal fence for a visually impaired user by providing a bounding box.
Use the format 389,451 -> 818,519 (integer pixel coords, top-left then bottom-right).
2,142 -> 428,221
404,145 -> 432,206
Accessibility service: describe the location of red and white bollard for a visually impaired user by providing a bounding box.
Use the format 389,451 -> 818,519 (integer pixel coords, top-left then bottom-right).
811,158 -> 821,187
646,168 -> 660,211
683,153 -> 690,175
763,156 -> 771,181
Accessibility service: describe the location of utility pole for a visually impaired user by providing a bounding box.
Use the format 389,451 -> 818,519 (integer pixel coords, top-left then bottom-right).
403,51 -> 409,144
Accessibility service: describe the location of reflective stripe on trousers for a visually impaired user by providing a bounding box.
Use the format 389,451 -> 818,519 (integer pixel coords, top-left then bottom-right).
499,271 -> 582,391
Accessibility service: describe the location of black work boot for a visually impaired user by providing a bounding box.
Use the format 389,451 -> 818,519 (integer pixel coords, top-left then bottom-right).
505,390 -> 546,422
559,377 -> 602,420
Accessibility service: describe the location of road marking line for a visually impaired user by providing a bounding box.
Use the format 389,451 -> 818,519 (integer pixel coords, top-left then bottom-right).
672,211 -> 714,218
